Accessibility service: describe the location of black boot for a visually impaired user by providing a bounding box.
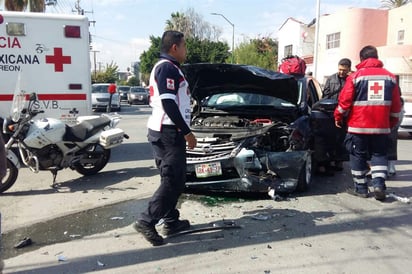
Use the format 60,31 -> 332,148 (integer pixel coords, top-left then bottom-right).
162,219 -> 190,236
133,221 -> 164,246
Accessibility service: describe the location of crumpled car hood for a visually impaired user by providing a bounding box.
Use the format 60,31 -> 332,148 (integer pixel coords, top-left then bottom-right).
182,63 -> 299,105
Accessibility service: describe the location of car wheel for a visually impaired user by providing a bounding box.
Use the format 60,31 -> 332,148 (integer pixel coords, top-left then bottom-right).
296,154 -> 312,192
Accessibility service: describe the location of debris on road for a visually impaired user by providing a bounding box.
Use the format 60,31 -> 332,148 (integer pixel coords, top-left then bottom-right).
387,193 -> 410,204
13,237 -> 32,249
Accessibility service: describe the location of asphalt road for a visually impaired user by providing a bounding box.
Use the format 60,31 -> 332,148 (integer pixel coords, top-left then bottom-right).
1,103 -> 411,274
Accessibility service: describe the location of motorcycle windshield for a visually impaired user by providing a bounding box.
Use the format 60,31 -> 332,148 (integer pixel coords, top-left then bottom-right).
10,72 -> 28,122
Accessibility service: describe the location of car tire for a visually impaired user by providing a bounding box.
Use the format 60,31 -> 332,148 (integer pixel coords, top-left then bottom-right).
296,155 -> 312,192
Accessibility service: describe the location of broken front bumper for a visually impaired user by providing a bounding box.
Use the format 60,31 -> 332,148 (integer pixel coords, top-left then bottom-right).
185,148 -> 309,193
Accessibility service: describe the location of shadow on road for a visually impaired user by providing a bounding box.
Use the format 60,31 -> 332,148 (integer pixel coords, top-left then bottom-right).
0,166 -> 159,197
3,203 -> 411,273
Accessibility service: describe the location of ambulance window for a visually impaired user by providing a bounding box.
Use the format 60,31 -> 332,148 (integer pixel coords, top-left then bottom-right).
6,22 -> 26,36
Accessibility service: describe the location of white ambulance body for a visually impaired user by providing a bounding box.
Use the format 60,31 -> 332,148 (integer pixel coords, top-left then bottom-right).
0,11 -> 92,124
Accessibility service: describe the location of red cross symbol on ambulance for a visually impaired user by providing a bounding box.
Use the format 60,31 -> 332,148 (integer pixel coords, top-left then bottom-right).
45,47 -> 71,72
370,82 -> 383,94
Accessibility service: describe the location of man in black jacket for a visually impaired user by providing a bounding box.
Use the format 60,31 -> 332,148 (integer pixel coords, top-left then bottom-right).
322,58 -> 352,99
317,58 -> 352,174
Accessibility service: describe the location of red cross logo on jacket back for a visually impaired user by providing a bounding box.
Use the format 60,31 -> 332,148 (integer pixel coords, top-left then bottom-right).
370,82 -> 383,94
45,47 -> 71,72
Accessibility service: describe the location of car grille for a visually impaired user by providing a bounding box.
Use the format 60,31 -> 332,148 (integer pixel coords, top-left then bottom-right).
96,98 -> 109,102
186,139 -> 239,162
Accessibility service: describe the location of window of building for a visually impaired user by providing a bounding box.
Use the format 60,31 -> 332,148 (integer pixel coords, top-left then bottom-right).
284,45 -> 293,57
326,32 -> 340,49
397,30 -> 405,45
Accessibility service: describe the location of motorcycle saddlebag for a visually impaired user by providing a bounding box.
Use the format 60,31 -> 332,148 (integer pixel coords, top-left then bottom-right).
99,128 -> 124,148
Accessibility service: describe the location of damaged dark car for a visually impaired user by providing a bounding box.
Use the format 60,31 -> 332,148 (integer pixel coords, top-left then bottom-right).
182,63 -> 344,196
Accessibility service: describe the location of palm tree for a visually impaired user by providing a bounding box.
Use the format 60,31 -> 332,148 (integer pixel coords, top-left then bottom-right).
165,12 -> 186,30
5,0 -> 45,12
380,0 -> 411,9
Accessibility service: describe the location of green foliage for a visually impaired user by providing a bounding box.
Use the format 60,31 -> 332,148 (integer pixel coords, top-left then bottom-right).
234,38 -> 278,70
139,35 -> 230,85
140,36 -> 161,75
91,61 -> 119,83
127,76 -> 140,86
186,37 -> 230,64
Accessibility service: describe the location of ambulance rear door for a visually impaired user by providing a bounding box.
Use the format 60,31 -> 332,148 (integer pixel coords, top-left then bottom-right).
0,11 -> 92,124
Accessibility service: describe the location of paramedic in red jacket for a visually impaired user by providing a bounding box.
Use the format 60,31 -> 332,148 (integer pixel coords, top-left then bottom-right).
334,45 -> 402,201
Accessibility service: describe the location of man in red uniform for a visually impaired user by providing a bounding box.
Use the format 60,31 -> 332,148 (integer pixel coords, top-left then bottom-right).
334,45 -> 402,201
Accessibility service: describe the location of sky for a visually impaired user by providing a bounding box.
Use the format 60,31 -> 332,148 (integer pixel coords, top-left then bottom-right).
46,0 -> 382,72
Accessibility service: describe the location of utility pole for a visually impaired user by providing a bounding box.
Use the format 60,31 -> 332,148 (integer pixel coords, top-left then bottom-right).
91,50 -> 99,79
211,13 -> 235,64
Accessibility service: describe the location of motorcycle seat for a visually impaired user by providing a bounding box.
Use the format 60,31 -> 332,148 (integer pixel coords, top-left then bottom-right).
64,116 -> 111,142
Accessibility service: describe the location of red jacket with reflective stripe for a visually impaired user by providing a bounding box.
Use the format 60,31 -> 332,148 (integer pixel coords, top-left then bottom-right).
334,58 -> 402,134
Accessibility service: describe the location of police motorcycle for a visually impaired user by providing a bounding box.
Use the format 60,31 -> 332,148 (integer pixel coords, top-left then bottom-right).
0,90 -> 127,193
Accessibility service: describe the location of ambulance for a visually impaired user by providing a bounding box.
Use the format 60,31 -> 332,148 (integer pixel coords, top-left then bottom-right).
0,11 -> 92,125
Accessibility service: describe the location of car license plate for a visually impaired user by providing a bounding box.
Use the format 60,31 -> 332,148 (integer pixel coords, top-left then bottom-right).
195,162 -> 222,178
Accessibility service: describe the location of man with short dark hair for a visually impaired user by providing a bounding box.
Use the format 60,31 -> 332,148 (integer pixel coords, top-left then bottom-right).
132,30 -> 197,246
334,45 -> 402,201
317,58 -> 352,175
323,58 -> 352,99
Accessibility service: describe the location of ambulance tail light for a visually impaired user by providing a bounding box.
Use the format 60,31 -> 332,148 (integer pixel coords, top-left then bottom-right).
64,25 -> 81,38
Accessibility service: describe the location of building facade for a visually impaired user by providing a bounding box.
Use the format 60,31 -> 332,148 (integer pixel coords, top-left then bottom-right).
277,4 -> 412,95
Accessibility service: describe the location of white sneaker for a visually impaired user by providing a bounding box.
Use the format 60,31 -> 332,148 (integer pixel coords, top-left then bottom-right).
388,161 -> 396,176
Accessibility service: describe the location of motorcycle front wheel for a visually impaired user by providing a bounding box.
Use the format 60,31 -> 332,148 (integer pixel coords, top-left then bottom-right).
0,159 -> 19,194
74,144 -> 111,176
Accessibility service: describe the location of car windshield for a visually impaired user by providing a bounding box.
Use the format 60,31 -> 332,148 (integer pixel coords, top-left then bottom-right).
202,92 -> 295,108
118,86 -> 130,92
92,85 -> 109,93
131,87 -> 146,93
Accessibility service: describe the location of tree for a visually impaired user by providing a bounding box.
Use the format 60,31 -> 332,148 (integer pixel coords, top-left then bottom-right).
127,76 -> 139,86
139,36 -> 162,85
164,8 -> 221,41
234,37 -> 278,70
139,35 -> 230,85
380,0 -> 410,9
186,37 -> 230,64
5,0 -> 45,12
139,9 -> 229,84
91,62 -> 119,84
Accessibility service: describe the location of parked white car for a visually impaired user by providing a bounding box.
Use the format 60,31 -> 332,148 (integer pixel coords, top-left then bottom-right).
399,101 -> 411,136
91,83 -> 121,112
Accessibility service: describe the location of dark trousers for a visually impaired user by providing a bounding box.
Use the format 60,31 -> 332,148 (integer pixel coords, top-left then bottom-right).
344,133 -> 388,187
140,128 -> 187,226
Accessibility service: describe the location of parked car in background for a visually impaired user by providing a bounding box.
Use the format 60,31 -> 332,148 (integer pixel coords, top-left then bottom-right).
128,86 -> 149,105
117,85 -> 130,101
398,99 -> 412,136
91,83 -> 121,112
181,63 -> 343,196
